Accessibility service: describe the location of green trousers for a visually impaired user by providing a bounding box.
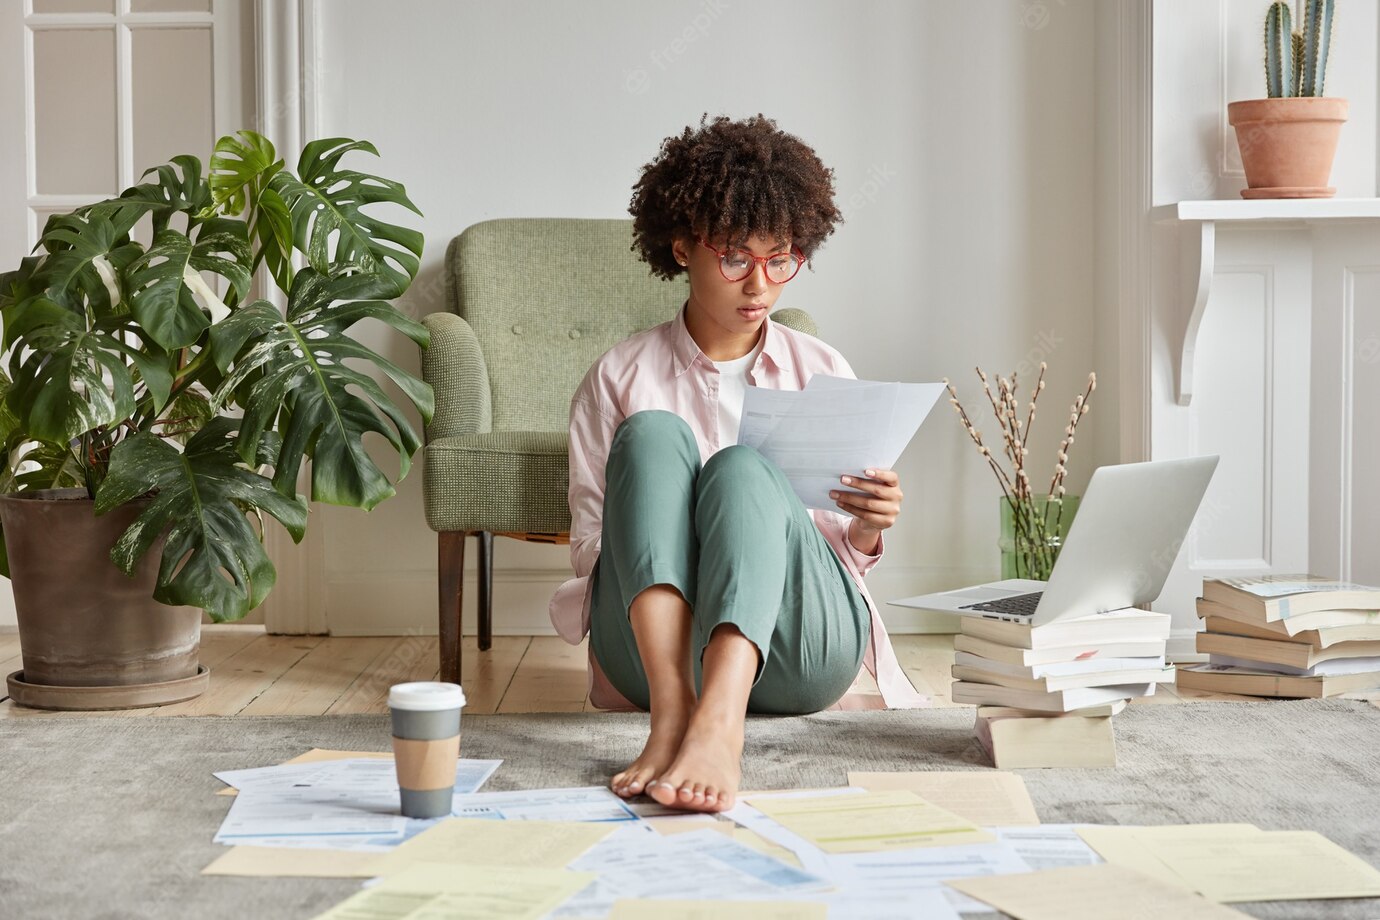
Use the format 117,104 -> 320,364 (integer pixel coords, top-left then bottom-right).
589,410 -> 871,715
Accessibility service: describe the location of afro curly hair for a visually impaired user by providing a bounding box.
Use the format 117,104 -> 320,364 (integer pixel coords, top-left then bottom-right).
628,113 -> 843,281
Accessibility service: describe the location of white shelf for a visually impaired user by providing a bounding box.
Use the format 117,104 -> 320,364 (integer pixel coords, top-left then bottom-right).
1152,197 -> 1380,223
1153,198 -> 1380,406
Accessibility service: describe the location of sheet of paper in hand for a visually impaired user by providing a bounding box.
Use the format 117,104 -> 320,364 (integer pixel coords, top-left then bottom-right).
737,376 -> 945,511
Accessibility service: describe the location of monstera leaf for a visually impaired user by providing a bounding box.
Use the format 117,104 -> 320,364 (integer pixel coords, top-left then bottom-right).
4,440 -> 82,494
159,387 -> 214,444
204,129 -> 283,216
125,218 -> 252,350
96,416 -> 309,622
30,212 -> 145,318
2,299 -> 171,443
209,267 -> 432,511
269,138 -> 424,297
118,154 -> 215,237
204,130 -> 294,292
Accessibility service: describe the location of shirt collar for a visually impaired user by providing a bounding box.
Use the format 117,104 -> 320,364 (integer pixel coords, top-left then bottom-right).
669,303 -> 795,377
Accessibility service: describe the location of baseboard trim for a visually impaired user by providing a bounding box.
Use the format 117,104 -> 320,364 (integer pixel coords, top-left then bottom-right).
1167,628 -> 1206,663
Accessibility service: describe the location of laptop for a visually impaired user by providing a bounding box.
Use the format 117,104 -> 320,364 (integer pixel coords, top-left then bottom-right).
891,456 -> 1220,626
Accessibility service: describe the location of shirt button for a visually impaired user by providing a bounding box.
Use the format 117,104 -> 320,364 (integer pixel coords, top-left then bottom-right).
569,329 -> 581,339
511,324 -> 524,335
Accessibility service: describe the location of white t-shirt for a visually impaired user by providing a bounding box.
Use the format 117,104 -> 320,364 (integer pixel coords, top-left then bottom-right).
711,334 -> 766,452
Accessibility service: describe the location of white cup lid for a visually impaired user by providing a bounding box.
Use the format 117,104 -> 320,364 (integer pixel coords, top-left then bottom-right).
389,681 -> 466,711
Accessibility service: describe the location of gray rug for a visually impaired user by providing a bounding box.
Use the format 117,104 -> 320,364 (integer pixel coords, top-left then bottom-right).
2,701 -> 1379,920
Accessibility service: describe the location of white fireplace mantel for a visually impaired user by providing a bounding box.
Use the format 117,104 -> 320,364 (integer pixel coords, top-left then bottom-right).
1151,198 -> 1380,406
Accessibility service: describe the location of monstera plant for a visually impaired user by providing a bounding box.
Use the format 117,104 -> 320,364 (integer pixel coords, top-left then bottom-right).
0,130 -> 432,626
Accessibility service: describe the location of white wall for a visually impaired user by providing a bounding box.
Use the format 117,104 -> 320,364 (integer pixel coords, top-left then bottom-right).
305,0 -> 1105,636
1148,0 -> 1380,653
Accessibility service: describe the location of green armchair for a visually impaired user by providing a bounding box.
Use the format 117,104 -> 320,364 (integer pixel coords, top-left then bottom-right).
421,218 -> 819,683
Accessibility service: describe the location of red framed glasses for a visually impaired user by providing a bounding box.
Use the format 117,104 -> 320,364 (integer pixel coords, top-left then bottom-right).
698,239 -> 806,284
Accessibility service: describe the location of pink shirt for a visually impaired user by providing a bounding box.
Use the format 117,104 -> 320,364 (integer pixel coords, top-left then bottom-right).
548,306 -> 930,711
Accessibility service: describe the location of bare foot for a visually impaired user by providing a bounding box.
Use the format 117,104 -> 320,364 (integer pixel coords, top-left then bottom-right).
611,695 -> 693,799
647,711 -> 744,813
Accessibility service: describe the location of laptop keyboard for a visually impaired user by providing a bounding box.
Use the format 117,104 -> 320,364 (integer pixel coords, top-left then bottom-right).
959,591 -> 1044,616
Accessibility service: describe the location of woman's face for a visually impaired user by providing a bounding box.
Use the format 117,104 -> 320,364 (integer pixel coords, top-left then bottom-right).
671,232 -> 796,350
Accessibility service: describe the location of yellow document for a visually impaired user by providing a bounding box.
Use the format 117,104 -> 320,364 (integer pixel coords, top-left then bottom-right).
201,845 -> 381,878
1141,829 -> 1380,902
217,749 -> 393,796
1075,824 -> 1263,889
309,862 -> 594,920
363,818 -> 615,877
744,789 -> 994,853
847,770 -> 1041,826
609,900 -> 825,919
946,863 -> 1249,919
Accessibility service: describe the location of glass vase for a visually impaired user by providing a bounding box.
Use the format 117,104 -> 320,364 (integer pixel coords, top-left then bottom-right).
998,495 -> 1080,581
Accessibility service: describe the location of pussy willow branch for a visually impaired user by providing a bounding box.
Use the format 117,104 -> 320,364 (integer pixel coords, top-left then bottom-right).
947,363 -> 1095,577
943,377 -> 1039,551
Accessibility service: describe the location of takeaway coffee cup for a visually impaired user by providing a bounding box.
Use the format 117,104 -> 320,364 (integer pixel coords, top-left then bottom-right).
389,681 -> 466,818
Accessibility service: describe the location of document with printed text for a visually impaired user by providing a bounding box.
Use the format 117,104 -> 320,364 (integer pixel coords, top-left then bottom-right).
738,376 -> 945,511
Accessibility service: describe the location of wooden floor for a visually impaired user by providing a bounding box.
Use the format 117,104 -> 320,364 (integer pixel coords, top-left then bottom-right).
0,625 -> 1276,718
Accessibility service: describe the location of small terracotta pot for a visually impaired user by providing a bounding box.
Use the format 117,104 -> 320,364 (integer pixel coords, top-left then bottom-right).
1227,97 -> 1348,198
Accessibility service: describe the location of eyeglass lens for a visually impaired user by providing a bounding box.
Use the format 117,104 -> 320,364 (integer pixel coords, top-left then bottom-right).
719,249 -> 802,283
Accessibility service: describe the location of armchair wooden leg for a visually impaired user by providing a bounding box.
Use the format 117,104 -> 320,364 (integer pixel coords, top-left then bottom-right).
477,531 -> 494,652
438,531 -> 466,685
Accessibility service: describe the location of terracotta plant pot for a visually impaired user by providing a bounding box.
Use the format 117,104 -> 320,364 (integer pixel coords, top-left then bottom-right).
1227,97 -> 1348,198
0,488 -> 208,710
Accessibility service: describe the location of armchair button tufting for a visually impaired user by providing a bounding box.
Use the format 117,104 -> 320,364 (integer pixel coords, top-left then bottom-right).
569,329 -> 582,339
511,324 -> 524,335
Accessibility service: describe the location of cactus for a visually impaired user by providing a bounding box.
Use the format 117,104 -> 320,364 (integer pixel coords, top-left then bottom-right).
1264,1 -> 1292,97
1291,30 -> 1306,94
1300,0 -> 1335,96
1262,0 -> 1335,98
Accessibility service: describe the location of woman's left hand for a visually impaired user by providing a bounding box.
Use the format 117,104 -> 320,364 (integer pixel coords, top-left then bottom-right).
830,468 -> 903,548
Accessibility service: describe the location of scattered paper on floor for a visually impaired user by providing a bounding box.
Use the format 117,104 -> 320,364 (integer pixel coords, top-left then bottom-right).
847,770 -> 1041,826
308,862 -> 595,920
744,790 -> 995,853
363,818 -> 615,877
1140,828 -> 1380,902
945,862 -> 1249,919
201,845 -> 382,878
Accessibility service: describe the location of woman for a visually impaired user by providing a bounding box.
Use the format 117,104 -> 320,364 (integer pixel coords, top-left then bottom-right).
548,114 -> 927,816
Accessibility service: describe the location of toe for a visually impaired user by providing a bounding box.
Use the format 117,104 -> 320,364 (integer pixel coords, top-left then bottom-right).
648,780 -> 678,807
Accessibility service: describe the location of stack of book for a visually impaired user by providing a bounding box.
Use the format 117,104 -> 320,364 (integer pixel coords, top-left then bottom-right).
1177,575 -> 1380,699
951,608 -> 1175,768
